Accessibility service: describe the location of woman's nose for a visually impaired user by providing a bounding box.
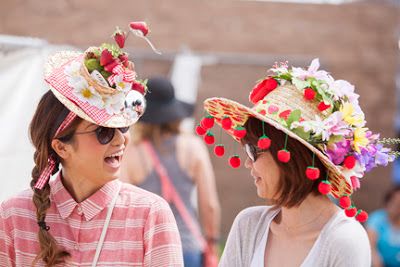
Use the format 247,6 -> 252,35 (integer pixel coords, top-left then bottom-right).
111,128 -> 129,146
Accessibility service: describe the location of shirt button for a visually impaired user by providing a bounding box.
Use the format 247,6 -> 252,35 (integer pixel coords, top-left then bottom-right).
77,206 -> 83,215
74,244 -> 79,250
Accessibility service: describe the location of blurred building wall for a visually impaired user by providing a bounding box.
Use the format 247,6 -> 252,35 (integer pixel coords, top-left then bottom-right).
0,0 -> 399,239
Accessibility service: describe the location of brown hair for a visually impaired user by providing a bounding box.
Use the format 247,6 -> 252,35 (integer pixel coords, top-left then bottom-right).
29,90 -> 82,266
131,120 -> 181,146
243,117 -> 326,208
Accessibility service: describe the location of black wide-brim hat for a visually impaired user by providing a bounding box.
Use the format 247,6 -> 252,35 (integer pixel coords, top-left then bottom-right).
140,76 -> 194,124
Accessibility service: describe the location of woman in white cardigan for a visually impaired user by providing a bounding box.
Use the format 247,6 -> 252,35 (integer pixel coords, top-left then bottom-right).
198,58 -> 395,266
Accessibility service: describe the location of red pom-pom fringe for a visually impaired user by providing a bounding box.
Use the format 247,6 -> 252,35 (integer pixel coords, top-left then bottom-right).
229,155 -> 241,168
318,181 -> 331,195
339,196 -> 351,209
214,145 -> 225,157
200,116 -> 214,129
306,167 -> 320,180
277,149 -> 290,163
195,124 -> 206,136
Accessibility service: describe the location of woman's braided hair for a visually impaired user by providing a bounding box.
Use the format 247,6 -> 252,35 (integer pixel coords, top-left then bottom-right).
29,90 -> 81,266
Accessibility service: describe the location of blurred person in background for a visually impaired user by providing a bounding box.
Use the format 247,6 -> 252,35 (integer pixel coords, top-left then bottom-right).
0,24 -> 184,266
198,59 -> 396,266
367,185 -> 400,267
121,76 -> 221,267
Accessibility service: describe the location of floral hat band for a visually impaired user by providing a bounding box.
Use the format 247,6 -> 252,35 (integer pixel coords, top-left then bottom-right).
34,21 -> 159,190
198,58 -> 397,222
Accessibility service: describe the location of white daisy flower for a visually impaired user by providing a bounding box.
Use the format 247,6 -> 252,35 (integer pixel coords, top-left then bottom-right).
114,75 -> 132,93
72,79 -> 103,109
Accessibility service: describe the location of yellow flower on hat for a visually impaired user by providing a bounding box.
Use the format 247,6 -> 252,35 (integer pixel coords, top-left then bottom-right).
353,127 -> 369,153
340,102 -> 364,127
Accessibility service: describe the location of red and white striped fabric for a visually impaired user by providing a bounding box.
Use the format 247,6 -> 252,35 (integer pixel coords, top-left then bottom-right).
45,57 -> 112,125
0,174 -> 183,266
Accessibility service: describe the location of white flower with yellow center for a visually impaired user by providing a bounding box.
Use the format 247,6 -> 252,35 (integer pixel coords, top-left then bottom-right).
72,79 -> 104,109
64,61 -> 82,83
114,75 -> 132,93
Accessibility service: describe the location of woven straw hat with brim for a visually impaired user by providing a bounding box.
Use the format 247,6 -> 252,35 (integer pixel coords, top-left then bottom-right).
34,21 -> 159,190
197,58 -> 398,223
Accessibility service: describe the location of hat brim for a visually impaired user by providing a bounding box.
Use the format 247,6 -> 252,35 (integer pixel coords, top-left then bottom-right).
204,97 -> 352,198
44,51 -> 140,128
140,98 -> 194,124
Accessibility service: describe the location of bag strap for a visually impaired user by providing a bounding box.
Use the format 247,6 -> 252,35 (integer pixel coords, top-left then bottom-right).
143,140 -> 206,249
91,182 -> 121,267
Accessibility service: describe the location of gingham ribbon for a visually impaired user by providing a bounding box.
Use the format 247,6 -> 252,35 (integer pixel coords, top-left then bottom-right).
34,157 -> 56,190
34,111 -> 77,190
107,65 -> 136,86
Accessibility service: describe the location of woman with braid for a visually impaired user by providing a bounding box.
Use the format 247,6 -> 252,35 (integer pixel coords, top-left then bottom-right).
0,23 -> 183,267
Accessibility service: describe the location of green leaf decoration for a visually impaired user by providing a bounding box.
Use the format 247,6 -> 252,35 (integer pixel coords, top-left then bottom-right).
292,127 -> 311,140
277,73 -> 292,81
84,58 -> 102,73
286,109 -> 301,128
292,77 -> 311,90
100,43 -> 123,57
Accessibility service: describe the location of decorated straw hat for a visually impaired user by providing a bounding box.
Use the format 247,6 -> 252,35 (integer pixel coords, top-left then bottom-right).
44,21 -> 159,128
197,59 -> 397,222
34,21 -> 159,190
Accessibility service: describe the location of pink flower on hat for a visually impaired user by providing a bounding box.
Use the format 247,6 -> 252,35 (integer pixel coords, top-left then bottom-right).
292,58 -> 331,82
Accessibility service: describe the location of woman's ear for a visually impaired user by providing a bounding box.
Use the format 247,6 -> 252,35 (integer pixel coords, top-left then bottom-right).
51,139 -> 70,160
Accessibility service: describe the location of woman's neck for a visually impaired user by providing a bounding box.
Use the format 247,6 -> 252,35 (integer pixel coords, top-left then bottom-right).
60,169 -> 103,203
275,194 -> 338,234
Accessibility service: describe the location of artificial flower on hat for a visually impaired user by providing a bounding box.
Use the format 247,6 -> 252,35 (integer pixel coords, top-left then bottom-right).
198,58 -> 398,222
45,21 -> 160,128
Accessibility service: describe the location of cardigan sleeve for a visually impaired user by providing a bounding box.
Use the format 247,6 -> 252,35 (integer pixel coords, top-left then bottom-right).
219,206 -> 271,267
325,220 -> 371,267
143,197 -> 184,267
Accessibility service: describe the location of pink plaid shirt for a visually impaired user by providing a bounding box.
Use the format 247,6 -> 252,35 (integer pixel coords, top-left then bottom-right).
0,174 -> 183,266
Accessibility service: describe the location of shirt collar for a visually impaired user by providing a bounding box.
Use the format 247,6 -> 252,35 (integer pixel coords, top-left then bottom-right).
50,173 -> 120,221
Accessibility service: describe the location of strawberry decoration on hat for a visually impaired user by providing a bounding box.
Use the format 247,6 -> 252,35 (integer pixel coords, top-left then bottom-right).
204,132 -> 215,145
214,145 -> 225,157
195,124 -> 207,136
229,155 -> 241,168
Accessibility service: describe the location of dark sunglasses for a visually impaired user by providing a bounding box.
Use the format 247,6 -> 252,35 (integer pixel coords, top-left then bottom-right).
74,126 -> 130,145
244,143 -> 268,162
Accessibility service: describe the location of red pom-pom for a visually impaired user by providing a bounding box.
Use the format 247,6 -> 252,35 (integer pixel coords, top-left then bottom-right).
257,136 -> 271,150
339,196 -> 351,209
229,155 -> 241,168
345,206 -> 357,217
305,167 -> 320,180
214,145 -> 225,157
343,155 -> 356,169
195,124 -> 206,136
204,132 -> 215,145
356,210 -> 368,223
221,117 -> 232,130
277,149 -> 291,163
249,78 -> 279,104
304,88 -> 316,101
200,116 -> 214,130
318,181 -> 331,195
233,127 -> 247,139
317,101 -> 331,112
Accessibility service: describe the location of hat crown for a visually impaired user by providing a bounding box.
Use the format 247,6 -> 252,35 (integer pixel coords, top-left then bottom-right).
253,83 -> 329,122
146,77 -> 175,103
